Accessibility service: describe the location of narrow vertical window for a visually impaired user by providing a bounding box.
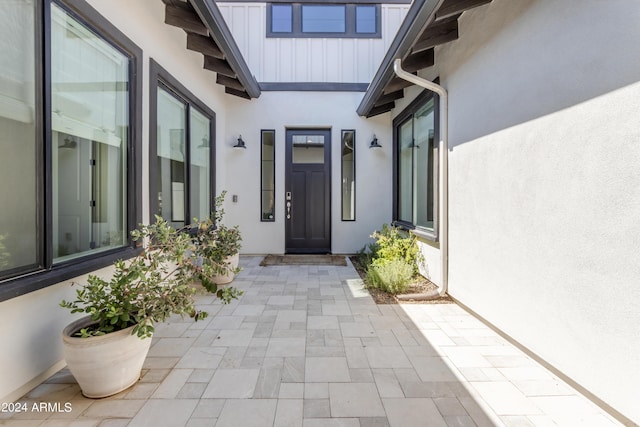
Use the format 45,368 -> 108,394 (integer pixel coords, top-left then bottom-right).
51,3 -> 129,262
0,0 -> 38,276
261,130 -> 275,221
189,108 -> 211,221
156,86 -> 187,227
341,130 -> 355,221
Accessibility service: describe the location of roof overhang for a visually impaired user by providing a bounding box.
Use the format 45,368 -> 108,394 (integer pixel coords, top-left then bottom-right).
162,0 -> 261,99
357,0 -> 492,117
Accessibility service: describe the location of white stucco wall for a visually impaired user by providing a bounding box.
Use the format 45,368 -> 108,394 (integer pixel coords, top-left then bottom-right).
399,0 -> 640,422
222,91 -> 393,254
0,0 -> 231,402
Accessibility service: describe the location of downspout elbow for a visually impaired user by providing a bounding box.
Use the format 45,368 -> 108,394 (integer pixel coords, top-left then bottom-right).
392,59 -> 449,298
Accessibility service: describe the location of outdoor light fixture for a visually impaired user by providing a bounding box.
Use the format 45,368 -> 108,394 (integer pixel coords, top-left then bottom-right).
233,135 -> 246,149
59,137 -> 77,150
369,135 -> 382,149
198,137 -> 209,149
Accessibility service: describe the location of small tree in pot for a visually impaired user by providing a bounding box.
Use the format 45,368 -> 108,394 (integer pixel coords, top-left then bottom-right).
60,216 -> 241,398
192,191 -> 243,287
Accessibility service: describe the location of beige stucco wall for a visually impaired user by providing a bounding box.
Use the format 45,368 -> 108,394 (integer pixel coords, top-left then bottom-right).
400,0 -> 640,422
0,0 -> 230,403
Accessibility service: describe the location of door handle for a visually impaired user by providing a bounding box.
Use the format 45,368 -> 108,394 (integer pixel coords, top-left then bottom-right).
286,192 -> 292,219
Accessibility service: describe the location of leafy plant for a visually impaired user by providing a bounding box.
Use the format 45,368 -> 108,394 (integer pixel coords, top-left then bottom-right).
60,216 -> 241,339
366,258 -> 414,294
370,224 -> 419,274
191,191 -> 243,290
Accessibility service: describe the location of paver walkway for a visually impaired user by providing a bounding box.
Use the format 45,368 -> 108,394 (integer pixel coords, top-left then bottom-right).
1,256 -> 622,426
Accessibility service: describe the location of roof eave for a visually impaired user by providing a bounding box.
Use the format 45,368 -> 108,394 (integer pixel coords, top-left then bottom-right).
190,0 -> 261,99
356,0 -> 442,117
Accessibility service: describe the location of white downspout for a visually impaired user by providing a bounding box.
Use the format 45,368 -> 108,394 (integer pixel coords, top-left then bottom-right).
393,58 -> 449,297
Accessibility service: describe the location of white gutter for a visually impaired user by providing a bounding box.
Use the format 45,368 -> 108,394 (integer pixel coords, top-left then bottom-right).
393,58 -> 449,297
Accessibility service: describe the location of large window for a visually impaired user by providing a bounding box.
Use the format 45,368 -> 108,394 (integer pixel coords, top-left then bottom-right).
0,0 -> 142,300
393,90 -> 438,238
267,3 -> 381,38
150,60 -> 215,227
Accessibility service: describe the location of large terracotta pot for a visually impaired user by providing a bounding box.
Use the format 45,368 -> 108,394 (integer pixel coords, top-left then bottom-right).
211,252 -> 240,285
62,316 -> 152,398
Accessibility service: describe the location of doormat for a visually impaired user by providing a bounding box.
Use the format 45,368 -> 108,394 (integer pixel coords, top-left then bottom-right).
260,254 -> 347,266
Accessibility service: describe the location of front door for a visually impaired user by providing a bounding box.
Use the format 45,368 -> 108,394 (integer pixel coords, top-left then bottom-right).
285,129 -> 331,253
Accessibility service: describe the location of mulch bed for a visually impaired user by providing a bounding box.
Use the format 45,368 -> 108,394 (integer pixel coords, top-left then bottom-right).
349,256 -> 453,305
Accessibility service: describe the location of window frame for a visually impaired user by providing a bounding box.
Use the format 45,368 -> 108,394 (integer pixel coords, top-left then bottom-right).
149,59 -> 216,226
341,129 -> 356,221
266,3 -> 381,39
392,89 -> 439,241
0,0 -> 143,302
260,130 -> 276,222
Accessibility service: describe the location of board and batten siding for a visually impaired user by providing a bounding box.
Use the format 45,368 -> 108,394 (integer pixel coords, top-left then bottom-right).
217,2 -> 409,83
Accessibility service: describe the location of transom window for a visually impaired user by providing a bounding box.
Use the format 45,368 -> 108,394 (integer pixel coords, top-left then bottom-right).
267,3 -> 381,38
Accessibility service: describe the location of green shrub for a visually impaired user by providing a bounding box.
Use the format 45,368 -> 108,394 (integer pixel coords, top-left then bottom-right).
370,224 -> 419,274
366,258 -> 414,294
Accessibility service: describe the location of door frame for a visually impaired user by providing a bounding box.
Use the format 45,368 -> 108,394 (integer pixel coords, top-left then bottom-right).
284,128 -> 332,254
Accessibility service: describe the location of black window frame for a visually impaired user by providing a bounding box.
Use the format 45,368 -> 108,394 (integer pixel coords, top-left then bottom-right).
392,89 -> 439,241
267,3 -> 381,38
0,0 -> 143,302
260,129 -> 276,222
149,59 -> 216,226
341,129 -> 356,221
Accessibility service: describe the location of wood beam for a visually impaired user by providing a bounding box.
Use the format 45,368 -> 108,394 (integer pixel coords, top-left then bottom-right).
216,74 -> 245,92
402,48 -> 435,73
165,2 -> 208,36
383,76 -> 415,94
187,33 -> 224,59
435,0 -> 492,21
225,87 -> 251,100
367,102 -> 395,118
412,17 -> 459,53
204,56 -> 236,78
374,90 -> 404,107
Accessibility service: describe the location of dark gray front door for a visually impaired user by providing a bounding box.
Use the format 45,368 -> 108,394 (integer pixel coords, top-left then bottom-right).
285,129 -> 331,253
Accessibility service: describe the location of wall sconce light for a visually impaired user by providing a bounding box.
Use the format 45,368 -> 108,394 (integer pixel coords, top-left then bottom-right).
369,135 -> 382,149
59,137 -> 77,150
233,135 -> 246,149
198,137 -> 209,149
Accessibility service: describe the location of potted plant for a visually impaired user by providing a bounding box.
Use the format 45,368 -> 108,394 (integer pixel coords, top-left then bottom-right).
60,217 -> 241,398
193,191 -> 242,287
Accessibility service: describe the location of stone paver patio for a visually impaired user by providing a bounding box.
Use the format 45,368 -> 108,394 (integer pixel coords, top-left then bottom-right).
1,256 -> 622,426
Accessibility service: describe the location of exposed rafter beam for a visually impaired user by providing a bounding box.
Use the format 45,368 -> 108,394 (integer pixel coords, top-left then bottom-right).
402,48 -> 435,73
216,74 -> 244,92
412,15 -> 459,53
374,90 -> 405,107
165,2 -> 208,36
186,33 -> 224,59
204,55 -> 236,78
367,102 -> 396,118
435,0 -> 492,21
384,76 -> 416,94
225,87 -> 251,99
190,0 -> 261,99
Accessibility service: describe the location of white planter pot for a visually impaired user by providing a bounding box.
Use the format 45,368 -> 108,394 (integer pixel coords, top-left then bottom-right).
211,252 -> 240,285
62,316 -> 152,398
